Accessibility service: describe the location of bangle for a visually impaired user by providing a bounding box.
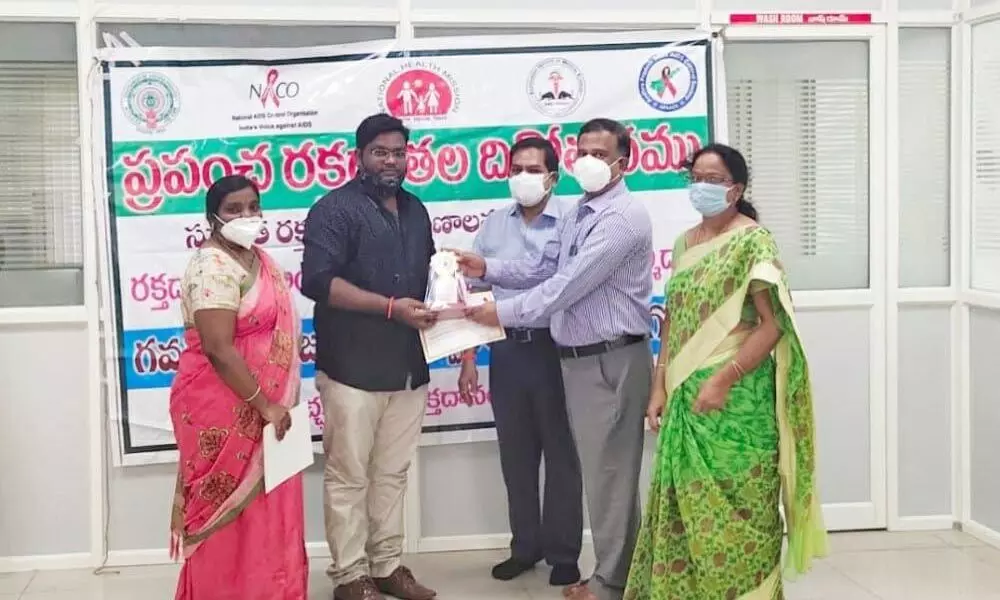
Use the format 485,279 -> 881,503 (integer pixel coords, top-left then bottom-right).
655,363 -> 666,371
386,297 -> 395,320
242,385 -> 262,404
462,348 -> 476,361
730,359 -> 746,379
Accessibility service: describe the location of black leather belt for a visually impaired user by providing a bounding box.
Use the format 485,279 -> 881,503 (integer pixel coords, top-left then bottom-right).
557,334 -> 647,359
502,327 -> 552,344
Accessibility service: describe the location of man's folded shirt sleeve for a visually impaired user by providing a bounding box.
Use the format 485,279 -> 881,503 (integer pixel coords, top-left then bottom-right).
301,201 -> 350,305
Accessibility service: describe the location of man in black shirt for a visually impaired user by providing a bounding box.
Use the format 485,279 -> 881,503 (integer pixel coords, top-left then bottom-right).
302,113 -> 437,600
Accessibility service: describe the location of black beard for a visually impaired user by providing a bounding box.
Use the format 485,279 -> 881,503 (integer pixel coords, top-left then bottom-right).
359,169 -> 403,198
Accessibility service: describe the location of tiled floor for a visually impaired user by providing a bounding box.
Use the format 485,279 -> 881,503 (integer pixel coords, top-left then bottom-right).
2,531 -> 1000,599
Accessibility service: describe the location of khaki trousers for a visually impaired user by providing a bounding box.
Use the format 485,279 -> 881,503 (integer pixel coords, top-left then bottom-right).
316,371 -> 427,587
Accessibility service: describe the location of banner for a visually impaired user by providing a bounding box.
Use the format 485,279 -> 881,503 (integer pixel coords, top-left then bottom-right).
99,31 -> 722,465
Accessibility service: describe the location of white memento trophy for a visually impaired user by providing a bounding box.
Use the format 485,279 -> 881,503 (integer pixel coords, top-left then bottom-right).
425,250 -> 469,319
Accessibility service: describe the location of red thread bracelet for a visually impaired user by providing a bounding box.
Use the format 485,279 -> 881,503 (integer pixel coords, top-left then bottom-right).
386,297 -> 395,320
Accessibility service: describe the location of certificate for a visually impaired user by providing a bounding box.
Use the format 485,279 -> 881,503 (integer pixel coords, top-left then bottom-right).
263,402 -> 314,494
419,291 -> 506,364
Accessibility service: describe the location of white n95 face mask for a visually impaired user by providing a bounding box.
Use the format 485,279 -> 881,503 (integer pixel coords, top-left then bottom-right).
217,216 -> 264,249
572,155 -> 614,193
509,173 -> 550,207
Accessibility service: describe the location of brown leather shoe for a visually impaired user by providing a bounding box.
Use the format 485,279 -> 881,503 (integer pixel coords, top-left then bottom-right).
334,576 -> 384,600
373,565 -> 436,600
563,580 -> 599,600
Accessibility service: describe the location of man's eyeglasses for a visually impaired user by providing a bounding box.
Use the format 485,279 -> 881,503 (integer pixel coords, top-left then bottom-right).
370,148 -> 407,161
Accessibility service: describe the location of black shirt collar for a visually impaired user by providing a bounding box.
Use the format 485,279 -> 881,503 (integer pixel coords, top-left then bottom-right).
351,175 -> 414,210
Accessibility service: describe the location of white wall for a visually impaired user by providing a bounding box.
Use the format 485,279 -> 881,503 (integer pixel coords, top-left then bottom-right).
106,462 -> 331,553
1,0 -> 989,570
969,308 -> 1000,534
898,307 -> 953,518
0,325 -> 92,559
0,17 -> 99,571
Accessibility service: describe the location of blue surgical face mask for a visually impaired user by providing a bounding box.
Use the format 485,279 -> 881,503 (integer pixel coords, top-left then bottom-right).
688,182 -> 733,217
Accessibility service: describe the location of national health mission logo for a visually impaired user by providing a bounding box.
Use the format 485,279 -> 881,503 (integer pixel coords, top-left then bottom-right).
638,51 -> 698,113
379,62 -> 460,122
527,57 -> 585,118
121,72 -> 180,134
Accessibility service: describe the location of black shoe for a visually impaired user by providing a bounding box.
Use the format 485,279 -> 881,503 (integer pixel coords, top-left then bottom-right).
491,557 -> 538,581
549,564 -> 581,586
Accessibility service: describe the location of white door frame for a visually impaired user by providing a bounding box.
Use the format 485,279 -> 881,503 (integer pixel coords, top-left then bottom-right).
715,24 -> 889,532
959,6 -> 1000,547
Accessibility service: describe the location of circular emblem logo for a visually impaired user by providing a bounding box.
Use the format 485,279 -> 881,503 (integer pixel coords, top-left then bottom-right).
380,64 -> 459,121
122,72 -> 180,134
638,52 -> 698,113
526,57 -> 586,118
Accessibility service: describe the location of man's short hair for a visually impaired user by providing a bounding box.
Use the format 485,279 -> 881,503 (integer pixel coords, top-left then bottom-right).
355,113 -> 410,152
578,118 -> 632,161
510,137 -> 560,173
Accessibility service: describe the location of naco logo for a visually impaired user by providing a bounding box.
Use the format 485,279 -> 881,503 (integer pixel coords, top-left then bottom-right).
250,68 -> 300,108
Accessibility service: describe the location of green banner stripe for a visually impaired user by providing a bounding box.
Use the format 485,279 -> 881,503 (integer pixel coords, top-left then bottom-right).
112,116 -> 708,217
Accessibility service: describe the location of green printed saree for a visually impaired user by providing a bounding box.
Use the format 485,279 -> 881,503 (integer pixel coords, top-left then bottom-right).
624,226 -> 827,600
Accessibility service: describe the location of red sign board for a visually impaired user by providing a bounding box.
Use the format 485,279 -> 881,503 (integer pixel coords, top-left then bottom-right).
728,13 -> 873,25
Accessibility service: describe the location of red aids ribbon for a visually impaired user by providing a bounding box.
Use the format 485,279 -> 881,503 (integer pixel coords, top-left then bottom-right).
261,68 -> 281,107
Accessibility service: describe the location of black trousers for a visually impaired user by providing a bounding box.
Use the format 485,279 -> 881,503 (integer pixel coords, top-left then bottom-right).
489,329 -> 583,566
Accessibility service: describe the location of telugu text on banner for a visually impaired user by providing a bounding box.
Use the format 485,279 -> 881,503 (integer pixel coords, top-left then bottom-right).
99,31 -> 723,465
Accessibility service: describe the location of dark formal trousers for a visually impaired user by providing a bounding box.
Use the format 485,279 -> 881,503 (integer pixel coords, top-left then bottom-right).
489,328 -> 583,567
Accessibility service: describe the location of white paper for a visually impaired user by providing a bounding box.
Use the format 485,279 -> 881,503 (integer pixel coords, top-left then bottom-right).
263,401 -> 314,494
419,292 -> 506,363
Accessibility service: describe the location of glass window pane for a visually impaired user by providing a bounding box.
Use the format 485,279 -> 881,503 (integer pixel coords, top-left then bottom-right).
899,28 -> 951,288
713,0 -> 881,10
972,20 -> 1000,292
96,23 -> 396,48
0,23 -> 82,308
415,25 -> 663,38
726,41 -> 870,291
414,0 -> 695,9
106,0 -> 395,9
899,0 -> 954,9
0,22 -> 77,62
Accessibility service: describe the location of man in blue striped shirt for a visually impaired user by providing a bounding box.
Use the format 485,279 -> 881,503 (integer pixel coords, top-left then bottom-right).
458,137 -> 583,588
460,118 -> 654,600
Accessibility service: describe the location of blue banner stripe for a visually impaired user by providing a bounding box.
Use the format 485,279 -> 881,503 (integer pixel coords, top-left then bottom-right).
124,296 -> 666,390
122,317 -> 466,391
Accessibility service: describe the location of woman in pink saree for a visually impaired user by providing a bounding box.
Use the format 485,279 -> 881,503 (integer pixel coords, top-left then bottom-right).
169,175 -> 307,600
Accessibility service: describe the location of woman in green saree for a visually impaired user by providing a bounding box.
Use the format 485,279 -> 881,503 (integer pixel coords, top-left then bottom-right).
624,144 -> 827,600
